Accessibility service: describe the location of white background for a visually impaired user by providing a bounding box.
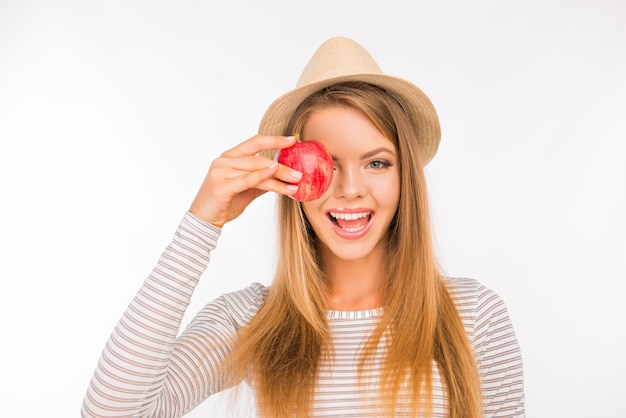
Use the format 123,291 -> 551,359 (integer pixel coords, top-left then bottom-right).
1,1 -> 625,416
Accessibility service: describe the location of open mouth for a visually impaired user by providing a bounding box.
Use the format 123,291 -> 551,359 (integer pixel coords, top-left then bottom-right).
328,211 -> 372,232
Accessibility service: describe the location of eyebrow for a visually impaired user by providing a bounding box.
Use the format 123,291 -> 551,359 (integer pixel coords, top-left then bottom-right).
331,147 -> 396,162
360,147 -> 396,160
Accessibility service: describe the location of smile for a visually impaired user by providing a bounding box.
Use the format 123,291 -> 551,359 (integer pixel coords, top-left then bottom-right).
327,210 -> 374,238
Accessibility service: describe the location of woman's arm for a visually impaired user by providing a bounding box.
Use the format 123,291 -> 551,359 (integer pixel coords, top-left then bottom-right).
81,212 -> 227,418
81,135 -> 301,417
474,284 -> 526,418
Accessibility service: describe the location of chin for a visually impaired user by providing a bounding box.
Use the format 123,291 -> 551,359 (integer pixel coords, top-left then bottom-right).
321,238 -> 386,263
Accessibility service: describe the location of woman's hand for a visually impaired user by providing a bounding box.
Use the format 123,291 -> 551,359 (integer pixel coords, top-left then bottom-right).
189,135 -> 303,228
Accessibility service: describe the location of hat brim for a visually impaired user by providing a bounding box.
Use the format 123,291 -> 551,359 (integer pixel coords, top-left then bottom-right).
258,73 -> 441,165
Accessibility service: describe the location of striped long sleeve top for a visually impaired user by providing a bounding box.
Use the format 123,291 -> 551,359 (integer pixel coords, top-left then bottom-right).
81,212 -> 525,417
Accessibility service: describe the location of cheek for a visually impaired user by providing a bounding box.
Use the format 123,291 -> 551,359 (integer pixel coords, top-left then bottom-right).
301,202 -> 323,227
375,176 -> 401,208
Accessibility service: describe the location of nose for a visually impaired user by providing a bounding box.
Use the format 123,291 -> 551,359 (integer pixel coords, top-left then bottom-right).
333,165 -> 366,200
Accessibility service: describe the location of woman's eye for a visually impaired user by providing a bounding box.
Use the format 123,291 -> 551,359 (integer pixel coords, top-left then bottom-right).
368,160 -> 389,169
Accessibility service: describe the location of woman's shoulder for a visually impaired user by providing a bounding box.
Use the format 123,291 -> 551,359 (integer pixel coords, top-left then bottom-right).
444,277 -> 519,351
444,277 -> 488,305
444,277 -> 505,307
186,283 -> 270,333
444,277 -> 513,333
216,282 -> 269,314
219,282 -> 270,308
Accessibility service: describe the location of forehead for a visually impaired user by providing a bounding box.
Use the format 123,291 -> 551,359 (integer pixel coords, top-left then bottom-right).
302,106 -> 396,155
302,106 -> 379,138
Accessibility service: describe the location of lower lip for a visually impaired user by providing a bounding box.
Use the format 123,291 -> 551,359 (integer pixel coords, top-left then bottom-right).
328,215 -> 374,240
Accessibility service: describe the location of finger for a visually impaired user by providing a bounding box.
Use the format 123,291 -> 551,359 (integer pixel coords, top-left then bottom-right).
255,177 -> 300,196
214,156 -> 303,184
228,163 -> 299,197
212,155 -> 273,172
274,163 -> 304,184
223,160 -> 280,194
221,135 -> 296,158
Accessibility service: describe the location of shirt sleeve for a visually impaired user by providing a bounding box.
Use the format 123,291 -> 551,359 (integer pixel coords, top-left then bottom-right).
81,212 -> 266,418
474,284 -> 526,417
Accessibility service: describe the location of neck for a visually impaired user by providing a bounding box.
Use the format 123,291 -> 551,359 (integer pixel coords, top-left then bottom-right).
320,247 -> 385,311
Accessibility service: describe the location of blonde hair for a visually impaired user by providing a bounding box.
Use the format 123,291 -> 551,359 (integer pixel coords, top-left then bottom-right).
225,82 -> 482,417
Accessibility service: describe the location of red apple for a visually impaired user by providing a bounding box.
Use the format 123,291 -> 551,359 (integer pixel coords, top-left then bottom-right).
275,140 -> 334,202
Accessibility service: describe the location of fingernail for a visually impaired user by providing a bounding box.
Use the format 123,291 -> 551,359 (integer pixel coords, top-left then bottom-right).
291,170 -> 303,180
267,161 -> 278,170
285,136 -> 296,141
286,184 -> 299,192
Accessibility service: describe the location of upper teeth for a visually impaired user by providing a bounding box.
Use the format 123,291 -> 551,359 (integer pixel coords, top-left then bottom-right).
330,212 -> 370,220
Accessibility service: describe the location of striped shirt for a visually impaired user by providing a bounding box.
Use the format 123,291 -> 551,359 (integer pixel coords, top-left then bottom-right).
81,212 -> 525,417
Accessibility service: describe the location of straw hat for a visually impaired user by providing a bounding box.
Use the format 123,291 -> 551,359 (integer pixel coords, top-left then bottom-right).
258,36 -> 441,164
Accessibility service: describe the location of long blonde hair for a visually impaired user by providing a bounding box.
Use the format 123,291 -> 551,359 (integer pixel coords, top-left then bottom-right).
225,82 -> 482,417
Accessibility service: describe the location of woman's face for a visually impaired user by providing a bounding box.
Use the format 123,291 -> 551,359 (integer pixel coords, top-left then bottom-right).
300,105 -> 401,264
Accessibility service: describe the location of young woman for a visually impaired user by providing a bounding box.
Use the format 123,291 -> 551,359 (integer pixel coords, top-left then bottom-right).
82,37 -> 525,417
